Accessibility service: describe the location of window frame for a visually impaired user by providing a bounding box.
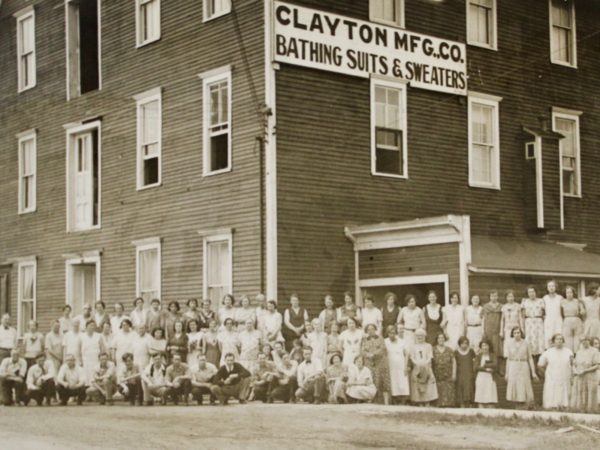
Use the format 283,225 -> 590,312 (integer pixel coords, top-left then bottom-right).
134,88 -> 162,190
203,0 -> 232,23
549,0 -> 577,68
467,92 -> 502,190
15,6 -> 36,92
135,0 -> 161,48
201,66 -> 232,177
17,259 -> 37,337
202,230 -> 233,302
65,253 -> 101,315
17,129 -> 37,214
369,0 -> 405,28
466,0 -> 497,50
133,237 -> 162,302
552,108 -> 582,199
370,77 -> 408,180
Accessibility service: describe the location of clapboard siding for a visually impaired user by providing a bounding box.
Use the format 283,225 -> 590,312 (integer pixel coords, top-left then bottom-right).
0,0 -> 265,332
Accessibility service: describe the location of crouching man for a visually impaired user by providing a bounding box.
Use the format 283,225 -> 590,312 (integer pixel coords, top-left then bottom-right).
191,354 -> 217,405
210,353 -> 251,405
165,353 -> 192,405
251,352 -> 279,402
86,353 -> 116,405
117,353 -> 143,406
25,353 -> 55,406
56,354 -> 87,405
0,349 -> 27,406
142,353 -> 168,405
295,347 -> 326,404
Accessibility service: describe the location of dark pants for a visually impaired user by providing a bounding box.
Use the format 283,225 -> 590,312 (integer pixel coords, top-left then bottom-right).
191,385 -> 216,404
1,378 -> 25,405
270,377 -> 298,403
166,379 -> 192,404
253,378 -> 280,402
118,379 -> 143,405
295,375 -> 326,403
211,378 -> 250,405
26,380 -> 55,405
0,349 -> 12,404
57,385 -> 87,405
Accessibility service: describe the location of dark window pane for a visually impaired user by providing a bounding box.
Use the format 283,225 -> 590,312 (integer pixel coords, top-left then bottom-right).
144,157 -> 159,186
211,134 -> 229,172
376,148 -> 402,175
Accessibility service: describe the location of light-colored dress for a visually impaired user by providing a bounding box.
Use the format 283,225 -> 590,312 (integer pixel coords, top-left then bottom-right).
218,330 -> 240,366
132,333 -> 151,371
465,305 -> 483,351
218,307 -> 236,329
384,336 -> 409,396
444,304 -> 465,350
474,354 -> 498,404
339,328 -> 364,366
326,363 -> 348,403
112,330 -> 136,372
239,329 -> 262,371
81,332 -> 103,383
583,296 -> 600,339
262,311 -> 284,343
409,342 -> 438,403
45,331 -> 64,372
361,307 -> 383,334
570,347 -> 599,412
561,299 -> 584,353
501,302 -> 521,356
130,309 -> 147,330
187,331 -> 204,369
506,339 -> 534,403
543,294 -> 564,349
346,365 -> 377,401
305,331 -> 328,368
234,308 -> 256,332
538,346 -> 573,408
399,307 -> 423,350
521,297 -> 545,356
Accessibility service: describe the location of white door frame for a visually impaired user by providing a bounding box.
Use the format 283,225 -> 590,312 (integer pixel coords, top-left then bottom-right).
359,274 -> 450,306
65,254 -> 101,310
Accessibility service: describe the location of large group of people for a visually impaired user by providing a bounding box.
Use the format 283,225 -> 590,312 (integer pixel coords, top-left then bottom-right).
1,280 -> 600,412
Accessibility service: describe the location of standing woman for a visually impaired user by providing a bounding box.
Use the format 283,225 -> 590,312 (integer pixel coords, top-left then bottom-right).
538,334 -> 573,409
361,295 -> 383,335
326,322 -> 343,365
283,294 -> 309,351
110,302 -> 128,334
182,299 -> 200,331
262,300 -> 284,345
235,295 -> 257,332
432,333 -> 456,407
93,301 -> 110,332
571,336 -> 599,412
164,301 -> 181,339
145,299 -> 165,333
381,293 -> 400,334
130,298 -> 147,330
505,327 -> 538,407
474,341 -> 498,408
561,286 -> 585,353
198,299 -> 216,331
500,290 -> 522,358
465,295 -> 484,351
113,319 -> 136,372
218,294 -> 237,330
99,322 -> 114,361
384,326 -> 409,403
521,287 -> 545,361
441,292 -> 465,350
424,291 -> 443,346
454,336 -> 475,407
59,305 -> 73,335
305,319 -> 328,368
583,283 -> 600,340
339,318 -> 364,367
186,319 -> 204,370
166,320 -> 188,364
337,292 -> 362,329
45,320 -> 64,373
361,323 -> 391,404
239,319 -> 262,371
318,295 -> 338,335
543,280 -> 564,350
148,327 -> 167,362
482,290 -> 503,358
409,328 -> 438,406
202,319 -> 221,368
81,319 -> 105,383
217,317 -> 240,365
398,294 -> 425,350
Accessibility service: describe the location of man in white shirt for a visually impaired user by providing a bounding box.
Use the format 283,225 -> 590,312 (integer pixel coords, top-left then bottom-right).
142,353 -> 168,405
86,352 -> 117,405
0,314 -> 17,363
56,354 -> 87,405
191,354 -> 218,405
25,353 -> 55,406
0,349 -> 27,406
295,346 -> 326,404
62,320 -> 83,366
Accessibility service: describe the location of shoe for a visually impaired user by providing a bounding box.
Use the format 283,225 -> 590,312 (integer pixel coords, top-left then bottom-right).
238,399 -> 246,404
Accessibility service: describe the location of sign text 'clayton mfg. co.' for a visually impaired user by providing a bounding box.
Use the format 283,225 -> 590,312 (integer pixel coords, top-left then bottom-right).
272,1 -> 468,96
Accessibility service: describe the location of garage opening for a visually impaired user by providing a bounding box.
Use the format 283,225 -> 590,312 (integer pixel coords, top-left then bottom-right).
359,275 -> 449,308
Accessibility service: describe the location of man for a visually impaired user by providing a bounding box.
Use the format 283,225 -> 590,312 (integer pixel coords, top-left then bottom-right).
295,346 -> 326,404
165,353 -> 192,405
74,304 -> 93,330
86,352 -> 117,405
56,354 -> 87,405
271,351 -> 298,403
0,349 -> 27,405
210,352 -> 251,405
0,314 -> 17,363
62,320 -> 82,366
117,352 -> 143,406
190,354 -> 217,405
145,298 -> 165,333
251,352 -> 279,402
142,353 -> 168,405
25,353 -> 56,406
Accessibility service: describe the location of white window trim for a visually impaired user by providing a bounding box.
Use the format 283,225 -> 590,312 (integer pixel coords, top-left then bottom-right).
200,66 -> 232,177
468,92 -> 502,190
17,258 -> 37,336
135,0 -> 161,48
133,237 -> 162,301
64,120 -> 102,233
369,0 -> 405,28
65,254 -> 101,311
466,0 -> 497,50
202,230 -> 233,301
17,129 -> 37,214
14,6 -> 36,93
552,109 -> 582,200
370,77 -> 408,180
134,87 -> 162,190
203,0 -> 232,23
549,0 -> 577,68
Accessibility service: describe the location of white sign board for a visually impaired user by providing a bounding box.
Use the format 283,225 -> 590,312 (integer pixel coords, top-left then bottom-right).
272,1 -> 467,96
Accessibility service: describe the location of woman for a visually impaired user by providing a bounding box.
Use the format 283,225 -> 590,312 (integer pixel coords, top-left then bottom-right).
182,298 -> 200,330
361,323 -> 391,404
398,294 -> 425,350
505,327 -> 537,406
218,318 -> 240,365
482,290 -> 503,358
424,290 -> 443,346
148,327 -> 167,362
23,320 -> 45,368
283,294 -> 309,350
164,301 -> 181,339
543,281 -> 564,350
261,343 -> 274,361
262,300 -> 284,344
202,319 -> 221,368
187,319 -> 204,370
235,295 -> 256,332
583,283 -> 600,340
361,295 -> 383,335
339,318 -> 364,366
110,302 -> 128,334
326,322 -> 343,366
538,334 -> 573,409
304,319 -> 328,367
145,299 -> 164,333
93,301 -> 110,332
130,297 -> 147,330
442,292 -> 465,351
521,286 -> 545,358
198,299 -> 216,331
474,340 -> 498,408
326,352 -> 348,403
465,295 -> 484,351
113,319 -> 136,372
561,285 -> 585,353
384,325 -> 409,402
409,328 -> 438,405
500,290 -> 522,357
571,336 -> 599,412
381,292 -> 400,333
454,336 -> 475,407
239,319 -> 262,371
132,324 -> 151,373
45,320 -> 63,372
59,305 -> 73,335
345,355 -> 377,403
166,320 -> 188,363
218,294 -> 237,330
432,332 -> 456,407
318,295 -> 337,335
99,322 -> 114,361
81,319 -> 105,383
337,292 -> 362,329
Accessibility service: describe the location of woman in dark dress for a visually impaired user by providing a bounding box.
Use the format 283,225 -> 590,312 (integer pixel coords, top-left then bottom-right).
432,332 -> 456,407
166,319 -> 188,364
425,290 -> 443,346
198,298 -> 216,330
202,319 -> 221,368
283,294 -> 309,351
381,293 -> 400,333
455,336 -> 475,407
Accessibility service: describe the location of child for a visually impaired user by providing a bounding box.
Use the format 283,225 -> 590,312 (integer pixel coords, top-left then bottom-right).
455,336 -> 475,407
474,340 -> 498,408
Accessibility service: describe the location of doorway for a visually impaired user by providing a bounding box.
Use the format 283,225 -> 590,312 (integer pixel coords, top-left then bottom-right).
359,274 -> 449,308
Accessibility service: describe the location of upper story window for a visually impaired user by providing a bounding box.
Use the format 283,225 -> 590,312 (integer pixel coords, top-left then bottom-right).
204,0 -> 232,22
553,109 -> 581,197
468,93 -> 501,189
134,238 -> 161,303
17,129 -> 37,214
371,79 -> 407,179
369,0 -> 404,27
15,7 -> 36,92
136,0 -> 161,47
549,0 -> 576,67
134,88 -> 162,189
201,66 -> 232,176
467,0 -> 497,50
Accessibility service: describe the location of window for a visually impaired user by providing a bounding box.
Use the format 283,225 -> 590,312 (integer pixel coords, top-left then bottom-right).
135,239 -> 161,302
66,255 -> 100,316
371,79 -> 407,178
66,122 -> 101,231
66,0 -> 100,99
369,0 -> 404,27
204,0 -> 231,22
201,67 -> 232,175
135,88 -> 162,189
136,0 -> 161,46
467,0 -> 497,49
549,0 -> 576,67
18,260 -> 36,336
525,142 -> 536,160
203,231 -> 232,303
15,7 -> 36,92
17,130 -> 37,214
553,110 -> 581,197
468,93 -> 501,189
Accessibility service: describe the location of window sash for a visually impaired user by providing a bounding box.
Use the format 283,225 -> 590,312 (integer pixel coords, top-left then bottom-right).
468,3 -> 492,45
203,69 -> 231,175
136,93 -> 162,187
138,246 -> 160,301
205,238 -> 231,302
206,0 -> 231,19
554,115 -> 580,196
469,98 -> 499,188
19,136 -> 36,212
17,13 -> 35,90
139,0 -> 160,44
550,0 -> 575,64
18,262 -> 36,336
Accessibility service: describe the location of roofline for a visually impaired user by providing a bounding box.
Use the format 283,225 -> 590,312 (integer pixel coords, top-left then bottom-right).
469,266 -> 600,279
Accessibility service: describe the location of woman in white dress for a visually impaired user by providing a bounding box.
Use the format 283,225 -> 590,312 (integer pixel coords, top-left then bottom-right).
218,294 -> 237,330
186,319 -> 204,370
474,340 -> 498,407
384,325 -> 409,400
239,319 -> 262,371
398,295 -> 425,350
218,318 -> 240,366
112,319 -> 136,373
361,295 -> 383,335
80,320 -> 105,383
339,318 -> 364,366
234,295 -> 257,332
262,300 -> 284,344
543,280 -> 564,350
465,295 -> 484,352
442,292 -> 465,350
345,355 -> 377,402
110,302 -> 128,335
538,333 -> 573,409
132,324 -> 151,372
583,283 -> 600,340
130,298 -> 147,330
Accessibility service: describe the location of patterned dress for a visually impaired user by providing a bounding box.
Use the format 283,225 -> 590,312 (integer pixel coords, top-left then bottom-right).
501,302 -> 521,356
409,343 -> 438,403
432,345 -> 455,406
570,346 -> 600,412
482,302 -> 502,357
521,297 -> 545,356
361,335 -> 391,394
